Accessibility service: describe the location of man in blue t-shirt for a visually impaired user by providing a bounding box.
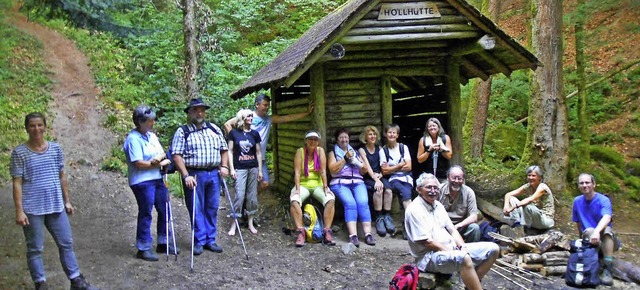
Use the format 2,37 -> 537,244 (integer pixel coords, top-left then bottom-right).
572,173 -> 618,286
225,93 -> 313,191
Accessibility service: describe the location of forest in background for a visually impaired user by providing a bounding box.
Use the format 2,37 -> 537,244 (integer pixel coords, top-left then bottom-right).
1,0 -> 639,202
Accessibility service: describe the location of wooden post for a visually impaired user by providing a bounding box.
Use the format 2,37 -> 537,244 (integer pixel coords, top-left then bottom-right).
446,56 -> 463,167
310,64 -> 326,149
381,76 -> 393,130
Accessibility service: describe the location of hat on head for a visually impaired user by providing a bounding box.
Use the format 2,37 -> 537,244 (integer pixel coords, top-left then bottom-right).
184,98 -> 211,113
305,131 -> 321,139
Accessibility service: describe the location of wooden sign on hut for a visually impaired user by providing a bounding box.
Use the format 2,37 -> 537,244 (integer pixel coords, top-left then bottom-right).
230,0 -> 540,194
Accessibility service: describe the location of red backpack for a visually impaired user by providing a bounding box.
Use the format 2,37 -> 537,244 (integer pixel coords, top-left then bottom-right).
389,264 -> 419,290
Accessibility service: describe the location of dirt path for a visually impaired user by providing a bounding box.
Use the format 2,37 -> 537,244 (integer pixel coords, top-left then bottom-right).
1,7 -> 639,290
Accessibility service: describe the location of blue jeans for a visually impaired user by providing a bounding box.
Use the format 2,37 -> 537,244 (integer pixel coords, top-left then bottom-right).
184,169 -> 220,246
23,211 -> 80,283
331,182 -> 371,223
130,178 -> 170,250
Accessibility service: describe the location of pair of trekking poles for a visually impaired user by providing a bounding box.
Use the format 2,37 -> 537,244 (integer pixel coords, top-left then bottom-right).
165,174 -> 249,272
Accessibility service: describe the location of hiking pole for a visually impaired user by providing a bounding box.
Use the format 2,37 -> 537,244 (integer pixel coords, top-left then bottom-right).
494,264 -> 532,283
432,151 -> 438,176
164,174 -> 170,260
491,268 -> 531,290
164,174 -> 178,261
220,177 -> 249,260
190,179 -> 197,273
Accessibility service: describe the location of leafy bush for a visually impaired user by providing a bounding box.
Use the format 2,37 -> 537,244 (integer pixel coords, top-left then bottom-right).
626,159 -> 640,176
589,145 -> 625,168
625,176 -> 640,201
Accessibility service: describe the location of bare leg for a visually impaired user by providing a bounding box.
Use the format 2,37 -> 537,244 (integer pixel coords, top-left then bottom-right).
346,221 -> 357,236
476,247 -> 499,280
227,220 -> 236,236
373,190 -> 382,211
460,255 -> 482,290
383,189 -> 393,211
362,221 -> 372,235
323,200 -> 335,228
290,201 -> 304,229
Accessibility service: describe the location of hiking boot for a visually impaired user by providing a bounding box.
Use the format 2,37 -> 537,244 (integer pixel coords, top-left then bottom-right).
365,234 -> 376,246
323,228 -> 336,246
193,244 -> 204,256
600,268 -> 613,286
69,274 -> 99,290
156,243 -> 180,255
349,235 -> 360,247
383,214 -> 397,234
136,250 -> 159,262
375,216 -> 387,237
295,228 -> 306,247
35,281 -> 48,290
204,242 -> 223,253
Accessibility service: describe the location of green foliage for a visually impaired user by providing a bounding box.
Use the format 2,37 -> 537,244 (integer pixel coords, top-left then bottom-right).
101,145 -> 127,174
626,159 -> 640,176
625,175 -> 640,201
487,71 -> 531,124
0,18 -> 51,182
482,124 -> 527,167
589,145 -> 625,168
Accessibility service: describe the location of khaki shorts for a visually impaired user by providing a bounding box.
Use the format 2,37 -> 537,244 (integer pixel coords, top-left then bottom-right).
582,227 -> 620,251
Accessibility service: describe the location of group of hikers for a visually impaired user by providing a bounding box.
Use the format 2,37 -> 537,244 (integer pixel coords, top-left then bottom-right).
10,94 -> 619,290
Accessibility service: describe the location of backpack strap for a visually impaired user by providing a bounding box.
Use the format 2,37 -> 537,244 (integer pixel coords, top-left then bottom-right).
384,143 -> 405,163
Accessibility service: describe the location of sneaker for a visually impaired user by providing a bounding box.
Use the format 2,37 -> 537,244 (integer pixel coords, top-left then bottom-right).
295,228 -> 306,247
35,281 -> 48,290
156,243 -> 181,255
600,268 -> 613,286
193,244 -> 204,256
375,216 -> 387,237
204,242 -> 223,253
349,235 -> 360,247
69,274 -> 99,290
323,228 -> 336,246
136,250 -> 159,262
365,234 -> 376,246
383,214 -> 396,234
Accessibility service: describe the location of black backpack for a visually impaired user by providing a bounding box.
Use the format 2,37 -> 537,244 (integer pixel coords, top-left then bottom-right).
165,122 -> 220,174
565,238 -> 600,288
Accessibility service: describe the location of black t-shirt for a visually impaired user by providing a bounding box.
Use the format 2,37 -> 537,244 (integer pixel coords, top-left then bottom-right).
228,128 -> 262,169
360,145 -> 382,174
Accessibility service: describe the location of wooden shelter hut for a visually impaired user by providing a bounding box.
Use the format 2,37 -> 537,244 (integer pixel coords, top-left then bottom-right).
230,0 -> 539,194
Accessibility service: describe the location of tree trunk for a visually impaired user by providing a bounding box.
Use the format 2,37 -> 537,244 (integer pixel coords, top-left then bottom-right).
463,0 -> 500,160
575,0 -> 590,163
183,0 -> 198,100
522,0 -> 568,195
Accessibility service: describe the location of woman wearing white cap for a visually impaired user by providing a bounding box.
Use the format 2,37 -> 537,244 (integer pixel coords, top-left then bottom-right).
289,130 -> 336,247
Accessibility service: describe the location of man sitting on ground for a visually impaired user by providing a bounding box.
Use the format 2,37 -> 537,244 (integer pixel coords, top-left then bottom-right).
438,165 -> 481,242
405,173 -> 499,290
572,173 -> 619,286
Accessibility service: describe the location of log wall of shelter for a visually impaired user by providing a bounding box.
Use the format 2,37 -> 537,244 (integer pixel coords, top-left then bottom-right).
272,81 -> 313,193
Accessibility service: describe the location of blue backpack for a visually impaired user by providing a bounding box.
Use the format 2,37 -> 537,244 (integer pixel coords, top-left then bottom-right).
565,239 -> 600,288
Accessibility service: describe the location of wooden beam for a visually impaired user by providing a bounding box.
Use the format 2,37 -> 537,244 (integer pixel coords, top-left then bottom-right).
325,66 -> 446,81
381,76 -> 393,130
477,50 -> 512,76
450,34 -> 496,56
446,56 -> 463,167
346,24 -> 478,36
343,41 -> 449,52
353,15 -> 468,28
461,58 -> 490,81
391,76 -> 412,91
329,58 -> 441,70
309,64 -> 326,149
339,49 -> 448,61
341,31 -> 480,44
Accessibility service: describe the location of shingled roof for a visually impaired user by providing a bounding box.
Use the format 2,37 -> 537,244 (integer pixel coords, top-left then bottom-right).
230,0 -> 539,99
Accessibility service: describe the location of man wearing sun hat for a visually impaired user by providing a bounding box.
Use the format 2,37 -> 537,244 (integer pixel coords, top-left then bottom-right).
171,98 -> 230,255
